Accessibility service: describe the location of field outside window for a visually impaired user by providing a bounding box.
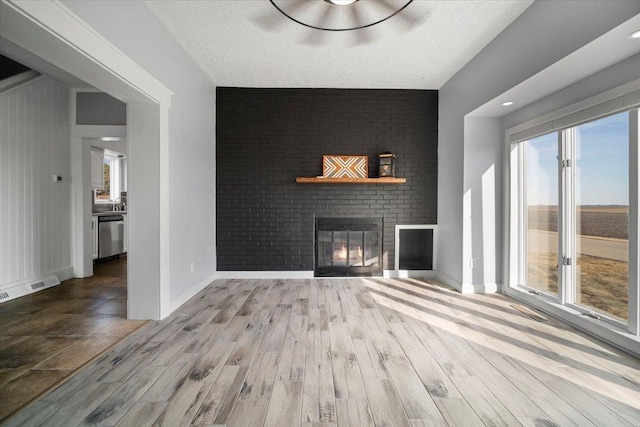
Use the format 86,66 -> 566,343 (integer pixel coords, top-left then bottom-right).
574,113 -> 629,321
519,111 -> 633,323
525,132 -> 558,296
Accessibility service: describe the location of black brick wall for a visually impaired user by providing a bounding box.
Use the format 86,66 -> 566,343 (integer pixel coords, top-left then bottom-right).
216,87 -> 438,271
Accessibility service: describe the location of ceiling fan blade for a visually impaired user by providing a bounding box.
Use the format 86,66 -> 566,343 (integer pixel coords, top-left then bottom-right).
250,0 -> 309,32
300,2 -> 337,46
348,5 -> 375,46
375,0 -> 422,27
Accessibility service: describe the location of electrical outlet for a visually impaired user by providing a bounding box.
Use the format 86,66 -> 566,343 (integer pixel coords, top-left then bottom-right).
470,258 -> 477,268
190,262 -> 195,273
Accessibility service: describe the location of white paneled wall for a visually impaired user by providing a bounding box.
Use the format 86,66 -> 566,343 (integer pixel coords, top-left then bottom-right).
0,76 -> 72,297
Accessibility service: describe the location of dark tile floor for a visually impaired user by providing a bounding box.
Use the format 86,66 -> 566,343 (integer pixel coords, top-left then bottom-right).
0,257 -> 146,422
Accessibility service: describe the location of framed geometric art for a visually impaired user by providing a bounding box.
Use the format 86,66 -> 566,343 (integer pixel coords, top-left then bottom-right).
322,155 -> 368,179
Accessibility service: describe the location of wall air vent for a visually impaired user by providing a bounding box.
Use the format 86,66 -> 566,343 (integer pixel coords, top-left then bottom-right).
31,281 -> 45,290
30,276 -> 59,291
43,276 -> 61,287
0,275 -> 62,304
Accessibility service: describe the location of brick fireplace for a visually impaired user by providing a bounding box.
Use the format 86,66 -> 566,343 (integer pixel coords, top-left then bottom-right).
216,87 -> 438,272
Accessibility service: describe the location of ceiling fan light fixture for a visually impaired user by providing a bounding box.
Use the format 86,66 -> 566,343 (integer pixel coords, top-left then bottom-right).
270,0 -> 413,32
326,0 -> 358,5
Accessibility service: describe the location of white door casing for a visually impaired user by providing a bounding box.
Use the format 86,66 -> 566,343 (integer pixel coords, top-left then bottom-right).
0,0 -> 173,319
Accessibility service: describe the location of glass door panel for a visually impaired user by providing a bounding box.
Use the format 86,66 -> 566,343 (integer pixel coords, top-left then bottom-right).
333,231 -> 348,266
364,231 -> 379,266
348,231 -> 363,267
525,133 -> 559,295
574,112 -> 629,321
317,231 -> 333,267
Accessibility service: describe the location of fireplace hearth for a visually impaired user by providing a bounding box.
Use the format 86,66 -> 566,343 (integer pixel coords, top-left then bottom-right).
315,217 -> 382,277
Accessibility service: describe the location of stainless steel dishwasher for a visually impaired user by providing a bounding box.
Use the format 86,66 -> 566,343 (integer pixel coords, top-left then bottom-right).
98,214 -> 124,259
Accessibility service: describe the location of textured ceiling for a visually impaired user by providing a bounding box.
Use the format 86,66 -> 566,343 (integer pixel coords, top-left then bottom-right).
144,0 -> 533,89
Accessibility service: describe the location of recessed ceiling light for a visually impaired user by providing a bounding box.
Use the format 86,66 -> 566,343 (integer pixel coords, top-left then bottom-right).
502,101 -> 514,106
101,137 -> 122,142
629,30 -> 640,40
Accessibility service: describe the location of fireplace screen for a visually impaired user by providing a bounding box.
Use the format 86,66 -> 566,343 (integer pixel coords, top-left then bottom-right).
315,218 -> 382,277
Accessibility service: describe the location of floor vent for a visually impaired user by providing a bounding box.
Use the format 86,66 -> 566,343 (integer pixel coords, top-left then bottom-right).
31,281 -> 46,290
0,292 -> 9,300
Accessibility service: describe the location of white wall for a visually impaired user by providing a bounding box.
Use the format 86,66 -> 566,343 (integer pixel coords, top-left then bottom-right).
75,91 -> 126,125
127,101 -> 162,319
462,117 -> 502,290
0,75 -> 73,294
503,53 -> 640,131
61,1 -> 217,310
438,0 -> 640,287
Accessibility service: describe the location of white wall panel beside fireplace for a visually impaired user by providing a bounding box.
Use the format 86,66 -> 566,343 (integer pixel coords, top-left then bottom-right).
0,76 -> 73,301
393,225 -> 437,277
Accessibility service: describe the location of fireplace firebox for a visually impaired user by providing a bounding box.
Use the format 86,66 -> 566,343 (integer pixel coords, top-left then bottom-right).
315,218 -> 383,277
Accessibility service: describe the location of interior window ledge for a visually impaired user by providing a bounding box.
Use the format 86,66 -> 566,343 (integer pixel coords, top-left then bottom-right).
504,286 -> 640,358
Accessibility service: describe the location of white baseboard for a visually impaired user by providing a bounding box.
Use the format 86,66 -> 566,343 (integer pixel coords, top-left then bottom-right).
215,271 -> 315,279
169,272 -> 217,313
216,271 -> 440,280
433,271 -> 500,294
473,283 -> 500,293
436,271 -> 463,292
0,266 -> 74,303
457,283 -> 500,293
459,283 -> 475,293
383,270 -> 437,279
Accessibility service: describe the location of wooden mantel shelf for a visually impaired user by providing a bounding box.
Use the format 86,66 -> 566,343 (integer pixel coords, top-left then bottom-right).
296,177 -> 406,184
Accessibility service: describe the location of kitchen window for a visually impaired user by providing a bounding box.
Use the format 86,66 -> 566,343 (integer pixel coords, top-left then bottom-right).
94,154 -> 124,204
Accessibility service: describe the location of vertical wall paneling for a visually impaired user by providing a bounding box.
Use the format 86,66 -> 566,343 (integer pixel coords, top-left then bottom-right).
216,88 -> 438,272
0,76 -> 72,295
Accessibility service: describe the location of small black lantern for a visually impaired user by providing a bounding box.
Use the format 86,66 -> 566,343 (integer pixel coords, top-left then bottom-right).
378,152 -> 396,177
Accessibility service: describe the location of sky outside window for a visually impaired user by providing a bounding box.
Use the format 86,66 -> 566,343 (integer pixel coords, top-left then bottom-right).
576,112 -> 629,206
526,112 -> 629,206
526,132 -> 558,206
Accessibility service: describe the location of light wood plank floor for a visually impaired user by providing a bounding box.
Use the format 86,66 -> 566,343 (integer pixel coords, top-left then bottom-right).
6,277 -> 640,426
